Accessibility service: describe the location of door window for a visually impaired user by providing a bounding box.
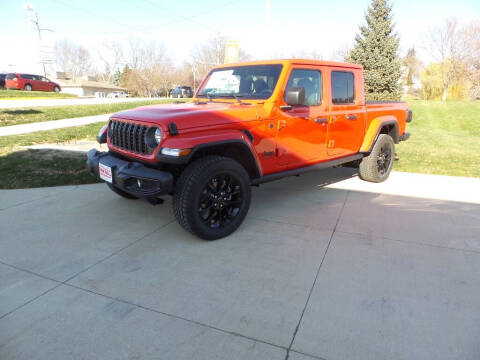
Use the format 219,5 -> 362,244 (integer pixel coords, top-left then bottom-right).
331,71 -> 354,104
285,69 -> 322,106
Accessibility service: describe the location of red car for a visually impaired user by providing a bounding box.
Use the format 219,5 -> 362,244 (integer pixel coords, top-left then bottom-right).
5,73 -> 61,92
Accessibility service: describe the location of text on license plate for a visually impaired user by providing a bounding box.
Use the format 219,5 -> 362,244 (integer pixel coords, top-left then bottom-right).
99,163 -> 113,183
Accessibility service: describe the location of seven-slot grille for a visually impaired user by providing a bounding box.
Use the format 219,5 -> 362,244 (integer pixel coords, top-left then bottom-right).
109,119 -> 152,154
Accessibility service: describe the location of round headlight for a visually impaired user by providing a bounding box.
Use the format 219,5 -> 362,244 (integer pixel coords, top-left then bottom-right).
154,128 -> 163,144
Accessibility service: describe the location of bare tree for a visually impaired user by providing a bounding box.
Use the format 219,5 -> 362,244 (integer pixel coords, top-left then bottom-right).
122,40 -> 174,97
55,40 -> 93,81
402,47 -> 422,91
189,35 -> 252,89
426,19 -> 470,101
97,41 -> 124,83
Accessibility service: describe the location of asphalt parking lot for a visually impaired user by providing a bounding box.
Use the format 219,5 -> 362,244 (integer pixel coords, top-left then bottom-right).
1,168 -> 480,360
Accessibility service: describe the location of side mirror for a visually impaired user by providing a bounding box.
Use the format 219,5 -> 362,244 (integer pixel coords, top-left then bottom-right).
285,87 -> 305,106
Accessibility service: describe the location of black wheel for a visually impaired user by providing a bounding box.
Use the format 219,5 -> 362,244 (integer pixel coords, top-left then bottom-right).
173,156 -> 251,240
24,84 -> 32,91
106,183 -> 138,199
53,86 -> 60,92
359,134 -> 395,183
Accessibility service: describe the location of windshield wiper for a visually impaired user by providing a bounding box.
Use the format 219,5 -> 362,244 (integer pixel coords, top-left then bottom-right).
217,94 -> 245,105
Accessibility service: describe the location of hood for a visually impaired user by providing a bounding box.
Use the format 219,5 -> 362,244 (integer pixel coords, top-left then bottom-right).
111,102 -> 262,131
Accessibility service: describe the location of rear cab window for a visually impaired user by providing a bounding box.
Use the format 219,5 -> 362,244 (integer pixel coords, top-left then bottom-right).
331,71 -> 355,104
285,69 -> 322,106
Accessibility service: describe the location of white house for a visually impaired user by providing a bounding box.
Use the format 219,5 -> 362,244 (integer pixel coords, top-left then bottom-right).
52,73 -> 126,97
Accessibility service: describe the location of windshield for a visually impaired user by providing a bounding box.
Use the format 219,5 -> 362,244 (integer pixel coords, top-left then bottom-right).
198,64 -> 282,100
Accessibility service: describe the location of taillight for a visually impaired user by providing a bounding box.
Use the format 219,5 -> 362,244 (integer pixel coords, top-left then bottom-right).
406,110 -> 413,123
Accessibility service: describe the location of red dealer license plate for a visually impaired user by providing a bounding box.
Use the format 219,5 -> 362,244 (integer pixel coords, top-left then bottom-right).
99,163 -> 113,183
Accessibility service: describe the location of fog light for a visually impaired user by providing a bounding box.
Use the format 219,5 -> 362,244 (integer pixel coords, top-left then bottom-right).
161,148 -> 192,157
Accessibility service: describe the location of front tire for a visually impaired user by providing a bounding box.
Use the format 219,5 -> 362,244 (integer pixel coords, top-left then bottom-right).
359,134 -> 395,183
173,156 -> 251,240
106,183 -> 138,199
53,86 -> 60,92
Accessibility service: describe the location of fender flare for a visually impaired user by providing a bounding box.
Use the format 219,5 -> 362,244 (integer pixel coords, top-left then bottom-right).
156,132 -> 262,178
360,116 -> 399,153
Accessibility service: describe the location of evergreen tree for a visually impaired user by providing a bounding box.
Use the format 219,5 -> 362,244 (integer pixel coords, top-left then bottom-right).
112,69 -> 122,86
347,0 -> 401,101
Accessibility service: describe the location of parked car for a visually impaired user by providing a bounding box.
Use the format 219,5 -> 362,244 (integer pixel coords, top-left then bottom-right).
5,73 -> 61,92
107,91 -> 129,98
88,59 -> 411,240
0,73 -> 6,89
170,86 -> 193,98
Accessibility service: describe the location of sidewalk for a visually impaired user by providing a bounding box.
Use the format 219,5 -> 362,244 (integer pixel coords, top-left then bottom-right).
0,114 -> 110,137
0,97 -> 163,109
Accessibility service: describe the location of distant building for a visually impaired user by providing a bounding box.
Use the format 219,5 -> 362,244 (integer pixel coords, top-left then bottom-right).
51,73 -> 126,97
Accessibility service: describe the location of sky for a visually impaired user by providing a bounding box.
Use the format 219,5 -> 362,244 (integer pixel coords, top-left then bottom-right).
1,0 -> 479,74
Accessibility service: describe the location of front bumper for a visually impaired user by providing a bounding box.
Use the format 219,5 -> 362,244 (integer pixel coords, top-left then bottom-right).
87,149 -> 173,198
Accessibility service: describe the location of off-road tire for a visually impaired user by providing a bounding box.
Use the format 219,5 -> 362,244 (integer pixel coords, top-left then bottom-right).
106,183 -> 138,199
359,134 -> 395,183
24,84 -> 32,91
173,156 -> 251,240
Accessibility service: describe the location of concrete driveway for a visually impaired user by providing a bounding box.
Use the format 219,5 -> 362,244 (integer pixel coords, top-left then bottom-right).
1,168 -> 480,360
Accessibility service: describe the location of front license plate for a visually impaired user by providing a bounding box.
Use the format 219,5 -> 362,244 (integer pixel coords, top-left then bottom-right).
99,163 -> 113,183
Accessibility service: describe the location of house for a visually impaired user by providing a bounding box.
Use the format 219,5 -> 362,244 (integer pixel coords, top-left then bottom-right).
52,73 -> 126,97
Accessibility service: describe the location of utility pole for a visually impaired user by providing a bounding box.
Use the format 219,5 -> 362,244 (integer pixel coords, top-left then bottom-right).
23,4 -> 54,77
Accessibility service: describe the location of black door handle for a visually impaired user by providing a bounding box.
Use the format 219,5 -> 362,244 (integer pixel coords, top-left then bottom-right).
346,114 -> 358,120
314,118 -> 328,124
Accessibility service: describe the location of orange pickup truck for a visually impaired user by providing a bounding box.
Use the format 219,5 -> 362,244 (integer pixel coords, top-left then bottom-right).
88,59 -> 411,239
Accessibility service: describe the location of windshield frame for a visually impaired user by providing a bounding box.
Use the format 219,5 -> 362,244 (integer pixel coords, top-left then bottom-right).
196,64 -> 284,101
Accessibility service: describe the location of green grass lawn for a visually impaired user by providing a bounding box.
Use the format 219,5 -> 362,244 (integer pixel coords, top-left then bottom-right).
0,122 -> 104,189
395,100 -> 480,178
0,99 -> 478,189
0,99 -> 188,127
0,89 -> 77,99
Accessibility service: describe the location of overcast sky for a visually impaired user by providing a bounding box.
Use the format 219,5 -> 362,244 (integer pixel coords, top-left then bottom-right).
1,0 -> 479,74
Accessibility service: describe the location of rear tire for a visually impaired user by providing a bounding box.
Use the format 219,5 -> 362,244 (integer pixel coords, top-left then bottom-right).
359,134 -> 395,183
24,84 -> 32,91
106,183 -> 138,199
173,156 -> 251,240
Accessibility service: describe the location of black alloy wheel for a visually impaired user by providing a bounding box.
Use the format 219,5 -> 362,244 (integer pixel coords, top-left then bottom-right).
173,156 -> 251,240
377,142 -> 392,176
198,173 -> 244,229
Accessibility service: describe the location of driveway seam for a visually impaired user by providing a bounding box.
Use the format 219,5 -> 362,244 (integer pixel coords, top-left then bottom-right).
289,349 -> 328,360
63,220 -> 175,284
0,283 -> 62,321
336,229 -> 480,255
284,190 -> 350,360
63,282 -> 289,352
0,221 -> 174,321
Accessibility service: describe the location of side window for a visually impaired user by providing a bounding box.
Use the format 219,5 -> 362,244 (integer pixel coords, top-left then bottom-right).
21,74 -> 32,80
285,69 -> 322,106
331,71 -> 355,104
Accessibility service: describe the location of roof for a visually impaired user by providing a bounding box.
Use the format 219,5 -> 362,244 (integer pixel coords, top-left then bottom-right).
213,59 -> 362,70
58,79 -> 126,90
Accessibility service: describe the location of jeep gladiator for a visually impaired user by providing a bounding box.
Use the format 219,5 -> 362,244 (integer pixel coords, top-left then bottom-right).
87,59 -> 412,240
